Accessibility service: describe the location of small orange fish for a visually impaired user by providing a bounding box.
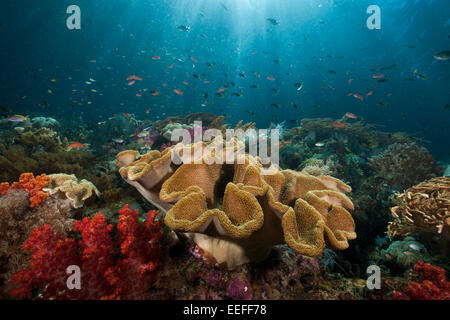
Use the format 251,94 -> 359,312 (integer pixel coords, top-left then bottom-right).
183,81 -> 189,85
127,75 -> 142,81
128,80 -> 136,86
152,56 -> 160,60
332,121 -> 345,128
267,76 -> 275,81
345,112 -> 357,119
151,91 -> 159,96
353,94 -> 364,101
190,57 -> 198,63
168,63 -> 175,69
145,108 -> 151,114
372,74 -> 384,79
68,142 -> 85,149
348,78 -> 354,84
366,91 -> 373,97
163,82 -> 167,87
173,89 -> 183,95
217,87 -> 226,93
136,93 -> 142,97
124,113 -> 130,120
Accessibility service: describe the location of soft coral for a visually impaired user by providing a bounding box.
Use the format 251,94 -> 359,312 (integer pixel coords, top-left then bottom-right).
1,173 -> 50,207
393,261 -> 450,300
11,205 -> 163,300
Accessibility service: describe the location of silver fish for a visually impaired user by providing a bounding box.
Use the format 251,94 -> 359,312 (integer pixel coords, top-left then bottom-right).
433,50 -> 450,60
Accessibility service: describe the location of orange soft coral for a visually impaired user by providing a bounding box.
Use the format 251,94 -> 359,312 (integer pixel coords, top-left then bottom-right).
1,173 -> 51,208
0,182 -> 9,195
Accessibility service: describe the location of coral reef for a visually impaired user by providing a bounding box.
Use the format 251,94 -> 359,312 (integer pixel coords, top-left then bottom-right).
0,189 -> 74,298
43,173 -> 100,209
116,141 -> 356,269
388,177 -> 450,240
369,142 -> 436,190
1,173 -> 50,208
149,243 -> 366,300
0,127 -> 95,182
10,205 -> 162,300
1,111 -> 448,301
282,117 -> 411,159
300,157 -> 337,177
380,237 -> 431,269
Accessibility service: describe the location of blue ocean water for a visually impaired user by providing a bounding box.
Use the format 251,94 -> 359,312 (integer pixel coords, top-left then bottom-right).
0,0 -> 449,159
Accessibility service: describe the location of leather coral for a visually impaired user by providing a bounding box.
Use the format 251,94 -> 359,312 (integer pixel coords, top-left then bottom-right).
116,142 -> 356,269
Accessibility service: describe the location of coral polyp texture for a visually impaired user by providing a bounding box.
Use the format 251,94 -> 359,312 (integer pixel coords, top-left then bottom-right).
10,205 -> 162,300
393,260 -> 450,300
388,177 -> 450,240
0,173 -> 50,208
116,142 -> 356,269
0,173 -> 74,298
42,173 -> 100,209
369,142 -> 436,190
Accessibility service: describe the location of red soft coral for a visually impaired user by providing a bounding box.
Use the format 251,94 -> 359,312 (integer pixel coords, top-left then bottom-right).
10,205 -> 163,300
393,261 -> 450,300
104,205 -> 162,299
1,173 -> 51,207
10,224 -> 78,299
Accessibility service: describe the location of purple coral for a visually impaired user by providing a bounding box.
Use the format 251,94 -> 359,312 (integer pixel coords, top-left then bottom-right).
189,244 -> 206,261
300,257 -> 321,274
226,278 -> 252,300
205,269 -> 224,287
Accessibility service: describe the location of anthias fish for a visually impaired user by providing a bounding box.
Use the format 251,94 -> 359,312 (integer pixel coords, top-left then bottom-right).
68,142 -> 86,148
8,115 -> 28,122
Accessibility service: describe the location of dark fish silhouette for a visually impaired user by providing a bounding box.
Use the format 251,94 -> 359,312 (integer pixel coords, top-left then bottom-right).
266,18 -> 279,25
433,50 -> 450,60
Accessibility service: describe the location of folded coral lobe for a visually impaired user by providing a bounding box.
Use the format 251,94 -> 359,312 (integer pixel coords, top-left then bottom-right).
116,144 -> 357,269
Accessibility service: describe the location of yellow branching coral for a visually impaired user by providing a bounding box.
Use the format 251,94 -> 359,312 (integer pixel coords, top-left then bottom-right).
388,177 -> 450,240
116,143 -> 356,269
43,174 -> 101,209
